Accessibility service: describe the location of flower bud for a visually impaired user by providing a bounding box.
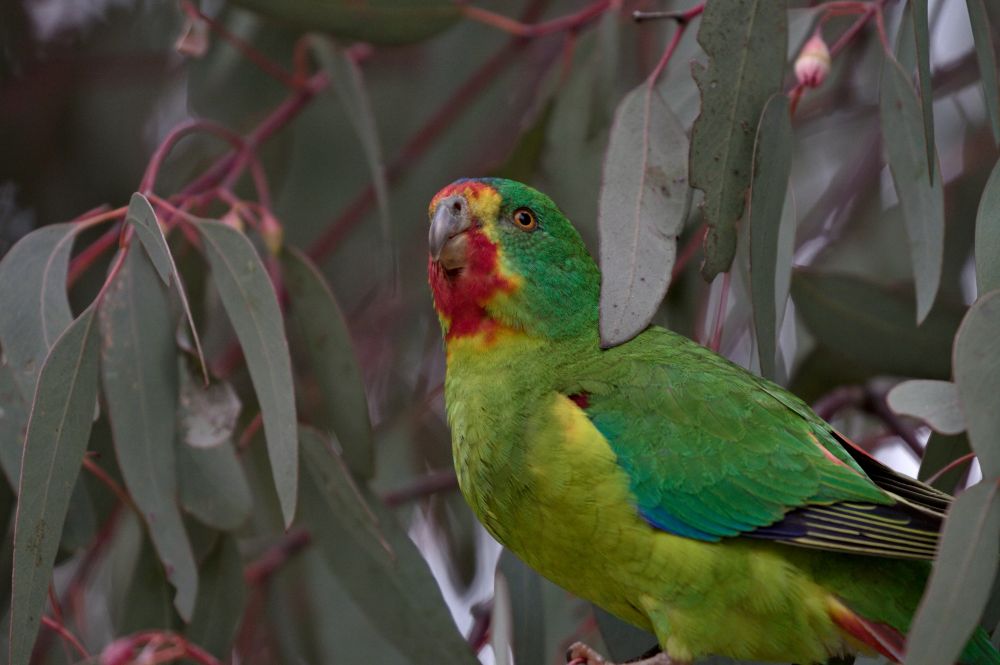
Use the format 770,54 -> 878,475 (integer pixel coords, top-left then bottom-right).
795,34 -> 831,88
259,209 -> 284,256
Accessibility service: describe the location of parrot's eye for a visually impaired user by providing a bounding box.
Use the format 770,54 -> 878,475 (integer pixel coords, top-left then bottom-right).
512,208 -> 538,231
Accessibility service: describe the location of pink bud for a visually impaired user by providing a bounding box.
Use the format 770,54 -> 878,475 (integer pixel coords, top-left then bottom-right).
100,639 -> 135,665
795,34 -> 831,88
259,210 -> 284,256
175,13 -> 209,58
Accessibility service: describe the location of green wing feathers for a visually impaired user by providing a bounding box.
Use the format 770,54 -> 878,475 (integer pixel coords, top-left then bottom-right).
570,326 -> 946,559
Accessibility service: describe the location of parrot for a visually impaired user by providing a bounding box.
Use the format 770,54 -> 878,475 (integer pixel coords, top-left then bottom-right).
426,177 -> 1000,665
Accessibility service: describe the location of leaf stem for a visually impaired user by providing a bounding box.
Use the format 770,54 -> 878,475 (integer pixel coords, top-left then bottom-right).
40,616 -> 91,661
926,451 -> 978,486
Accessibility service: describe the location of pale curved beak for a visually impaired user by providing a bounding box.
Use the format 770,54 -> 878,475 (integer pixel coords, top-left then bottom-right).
429,194 -> 472,270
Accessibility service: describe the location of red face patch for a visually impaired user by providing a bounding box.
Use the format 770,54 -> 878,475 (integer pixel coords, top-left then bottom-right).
428,227 -> 515,341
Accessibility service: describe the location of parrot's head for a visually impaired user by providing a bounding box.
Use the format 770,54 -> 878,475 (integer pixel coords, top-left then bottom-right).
427,178 -> 599,344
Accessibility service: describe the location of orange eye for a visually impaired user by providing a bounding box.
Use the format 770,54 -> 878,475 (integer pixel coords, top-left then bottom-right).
512,208 -> 537,231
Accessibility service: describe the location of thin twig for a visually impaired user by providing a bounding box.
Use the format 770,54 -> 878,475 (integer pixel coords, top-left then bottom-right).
461,0 -> 611,38
41,616 -> 91,661
244,529 -> 312,585
925,451 -> 977,486
382,469 -> 459,507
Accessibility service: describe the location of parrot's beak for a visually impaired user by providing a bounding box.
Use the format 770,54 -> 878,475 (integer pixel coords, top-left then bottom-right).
429,195 -> 472,271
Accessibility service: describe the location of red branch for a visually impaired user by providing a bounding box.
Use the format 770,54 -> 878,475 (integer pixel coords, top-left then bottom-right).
243,528 -> 312,585
926,452 -> 978,486
461,0 -> 611,38
382,469 -> 459,507
41,616 -> 91,661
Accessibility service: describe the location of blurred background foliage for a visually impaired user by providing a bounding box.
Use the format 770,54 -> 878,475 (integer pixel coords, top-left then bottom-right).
1,1 -> 999,664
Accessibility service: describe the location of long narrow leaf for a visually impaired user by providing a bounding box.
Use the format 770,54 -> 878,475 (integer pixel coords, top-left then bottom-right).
298,426 -> 477,664
906,481 -> 1000,665
125,192 -> 207,380
312,39 -> 396,286
0,223 -> 79,401
281,247 -> 373,479
879,56 -> 944,323
967,0 -> 1000,144
748,94 -> 793,380
598,75 -> 690,347
975,158 -> 1000,294
691,0 -> 787,280
100,247 -> 198,619
197,219 -> 298,526
911,0 -> 935,181
9,304 -> 100,665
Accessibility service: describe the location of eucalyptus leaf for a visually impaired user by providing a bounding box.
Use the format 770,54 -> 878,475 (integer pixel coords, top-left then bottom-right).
298,426 -> 477,664
748,94 -> 792,381
197,219 -> 298,527
311,38 -> 395,286
919,433 -> 972,493
498,549 -> 544,665
906,481 -> 1000,665
975,157 -> 1000,294
594,606 -> 657,662
117,533 -> 176,635
953,289 -> 1000,478
691,0 -> 787,280
911,0 -> 935,182
790,270 -> 963,380
125,192 -> 207,379
187,535 -> 246,658
0,223 -> 78,401
598,74 -> 690,347
492,568 -> 513,665
9,304 -> 99,665
0,361 -> 27,488
887,380 -> 965,435
966,0 -> 1000,144
228,0 -> 459,45
281,246 -> 373,479
880,56 -> 944,324
178,440 -> 252,531
100,247 -> 197,620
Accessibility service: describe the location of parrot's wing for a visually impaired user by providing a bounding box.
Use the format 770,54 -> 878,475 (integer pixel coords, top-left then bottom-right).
572,328 -> 947,559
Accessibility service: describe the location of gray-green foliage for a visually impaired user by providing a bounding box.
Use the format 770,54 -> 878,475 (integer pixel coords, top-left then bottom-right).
2,2 -> 1000,665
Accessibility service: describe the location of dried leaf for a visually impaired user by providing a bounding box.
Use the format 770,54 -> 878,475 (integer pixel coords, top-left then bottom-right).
598,75 -> 690,347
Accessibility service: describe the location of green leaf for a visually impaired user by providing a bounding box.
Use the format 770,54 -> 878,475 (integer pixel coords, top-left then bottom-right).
9,304 -> 100,665
880,56 -> 944,323
953,289 -> 1000,478
178,440 -> 253,531
197,219 -> 298,527
498,550 -> 544,665
178,365 -> 242,449
790,270 -> 963,380
281,247 -> 373,479
186,535 -> 246,658
919,433 -> 972,493
887,380 -> 965,435
125,192 -> 207,379
117,532 -> 176,634
492,566 -> 513,665
911,0 -> 935,182
975,157 -> 1000,294
0,223 -> 78,401
597,75 -> 691,347
691,0 -> 787,280
748,94 -> 792,380
228,0 -> 459,45
594,606 -> 657,662
0,361 -> 28,488
99,247 -> 198,620
297,426 -> 477,664
966,0 -> 1000,144
311,38 -> 395,286
906,481 -> 1000,665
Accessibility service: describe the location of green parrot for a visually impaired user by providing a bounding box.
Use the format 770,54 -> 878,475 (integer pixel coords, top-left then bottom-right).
426,177 -> 999,665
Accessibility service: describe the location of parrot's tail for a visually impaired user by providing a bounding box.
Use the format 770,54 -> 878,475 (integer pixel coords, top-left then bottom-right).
960,627 -> 1000,665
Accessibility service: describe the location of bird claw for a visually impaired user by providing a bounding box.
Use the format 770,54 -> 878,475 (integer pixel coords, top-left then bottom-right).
566,641 -> 679,665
